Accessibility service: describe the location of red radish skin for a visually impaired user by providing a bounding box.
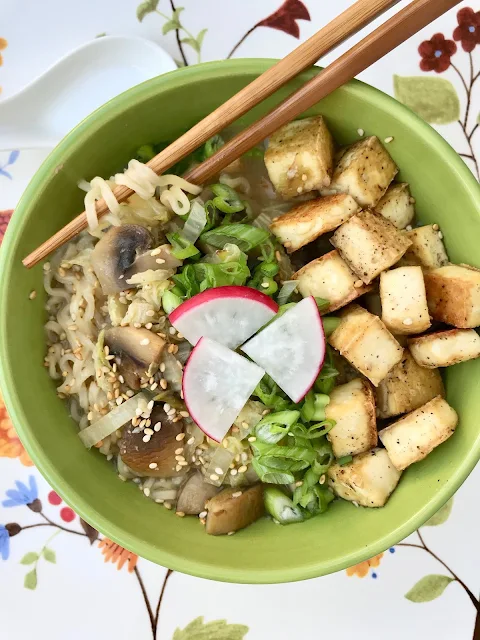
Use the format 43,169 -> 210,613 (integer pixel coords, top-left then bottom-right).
182,336 -> 265,442
241,297 -> 325,403
170,286 -> 279,349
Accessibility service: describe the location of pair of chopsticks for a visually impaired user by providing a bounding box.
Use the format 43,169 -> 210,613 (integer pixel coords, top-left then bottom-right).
23,0 -> 461,268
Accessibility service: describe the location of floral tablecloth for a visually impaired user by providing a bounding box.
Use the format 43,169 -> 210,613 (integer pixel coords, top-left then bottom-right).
0,1 -> 479,638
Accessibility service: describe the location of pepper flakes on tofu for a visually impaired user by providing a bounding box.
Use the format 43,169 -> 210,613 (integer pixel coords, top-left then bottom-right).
375,182 -> 415,230
264,116 -> 334,200
399,224 -> 449,269
408,328 -> 480,368
292,250 -> 372,314
322,136 -> 398,207
424,264 -> 480,328
378,396 -> 458,471
331,209 -> 412,285
270,194 -> 359,253
379,266 -> 431,335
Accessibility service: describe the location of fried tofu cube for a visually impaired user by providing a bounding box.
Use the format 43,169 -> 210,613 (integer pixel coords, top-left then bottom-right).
375,350 -> 444,418
270,194 -> 359,252
325,378 -> 377,457
400,225 -> 449,269
328,304 -> 404,386
380,266 -> 431,335
328,448 -> 402,507
408,329 -> 480,368
375,183 -> 415,229
322,136 -> 398,207
331,209 -> 412,284
292,250 -> 371,313
424,264 -> 480,328
378,396 -> 458,471
264,116 -> 334,200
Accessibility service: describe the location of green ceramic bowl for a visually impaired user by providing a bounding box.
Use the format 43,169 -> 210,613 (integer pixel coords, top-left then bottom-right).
1,60 -> 479,584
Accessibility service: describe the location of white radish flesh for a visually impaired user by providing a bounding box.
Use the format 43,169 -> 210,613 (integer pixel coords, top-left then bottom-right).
169,285 -> 278,349
241,297 -> 325,403
182,337 -> 265,442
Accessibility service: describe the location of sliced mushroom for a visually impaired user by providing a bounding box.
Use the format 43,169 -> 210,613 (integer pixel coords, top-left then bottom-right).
119,405 -> 185,477
176,472 -> 220,515
104,327 -> 165,389
92,224 -> 152,294
205,485 -> 265,535
126,244 -> 183,277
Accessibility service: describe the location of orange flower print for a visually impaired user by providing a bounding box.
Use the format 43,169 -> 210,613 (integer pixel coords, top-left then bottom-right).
0,38 -> 7,96
0,391 -> 33,467
98,538 -> 138,573
346,552 -> 384,578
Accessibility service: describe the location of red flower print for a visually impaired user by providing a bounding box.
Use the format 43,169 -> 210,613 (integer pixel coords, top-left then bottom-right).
0,210 -> 13,245
453,7 -> 480,53
419,34 -> 457,73
257,0 -> 310,39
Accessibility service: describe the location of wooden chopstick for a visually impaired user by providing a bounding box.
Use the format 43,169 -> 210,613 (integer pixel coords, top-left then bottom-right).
185,0 -> 462,185
24,0 -> 401,268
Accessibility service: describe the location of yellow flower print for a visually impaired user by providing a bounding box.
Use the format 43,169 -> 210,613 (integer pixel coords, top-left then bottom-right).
346,552 -> 384,578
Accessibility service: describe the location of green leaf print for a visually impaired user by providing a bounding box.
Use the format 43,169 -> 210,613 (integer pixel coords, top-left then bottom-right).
424,498 -> 453,527
20,552 -> 38,565
405,574 -> 455,603
173,616 -> 249,640
393,76 -> 460,125
42,548 -> 56,563
24,569 -> 38,590
137,0 -> 159,22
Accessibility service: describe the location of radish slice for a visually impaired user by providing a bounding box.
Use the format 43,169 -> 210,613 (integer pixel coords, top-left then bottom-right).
170,285 -> 278,349
182,337 -> 265,442
241,297 -> 325,403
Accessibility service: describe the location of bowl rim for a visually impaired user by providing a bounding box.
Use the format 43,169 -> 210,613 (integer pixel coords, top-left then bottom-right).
1,58 -> 479,584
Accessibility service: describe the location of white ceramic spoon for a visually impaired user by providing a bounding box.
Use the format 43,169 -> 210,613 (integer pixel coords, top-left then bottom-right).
0,36 -> 177,150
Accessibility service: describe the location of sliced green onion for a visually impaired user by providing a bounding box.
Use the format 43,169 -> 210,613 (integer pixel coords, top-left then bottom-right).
203,135 -> 224,159
253,375 -> 291,411
135,144 -> 156,163
315,297 -> 330,312
277,280 -> 298,306
337,455 -> 353,466
167,232 -> 200,260
254,410 -> 300,444
264,487 -> 304,524
251,458 -> 294,485
79,392 -> 151,448
182,201 -> 207,244
300,392 -> 330,423
201,224 -> 269,253
162,290 -> 182,315
322,317 -> 341,337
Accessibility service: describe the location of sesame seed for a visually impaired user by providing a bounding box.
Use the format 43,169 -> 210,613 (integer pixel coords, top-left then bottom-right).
402,317 -> 413,326
146,310 -> 155,317
176,511 -> 185,517
215,467 -> 223,475
210,473 -> 219,481
134,322 -> 141,329
144,428 -> 154,435
179,460 -> 188,466
169,327 -> 176,335
167,408 -> 176,416
384,136 -> 394,143
145,323 -> 153,330
140,338 -> 150,346
149,462 -> 158,469
354,280 -> 364,289
432,223 -> 439,231
405,225 -> 413,232
175,447 -> 184,455
296,186 -> 303,194
119,375 -> 125,384
352,501 -> 359,508
156,258 -> 166,264
87,411 -> 93,421
232,491 -> 242,498
143,487 -> 151,497
175,433 -> 185,441
319,474 -> 326,484
154,422 -> 162,432
247,436 -> 256,442
301,173 -> 307,181
150,382 -> 158,391
177,333 -> 184,339
409,196 -> 416,204
147,400 -> 154,410
29,290 -> 37,300
295,481 -> 303,487
151,248 -> 162,256
180,410 -> 189,418
238,465 -> 247,473
164,502 -> 172,509
160,362 -> 166,373
438,231 -> 443,239
227,531 -> 235,536
43,262 -> 51,271
187,437 -> 195,445
357,128 -> 365,136
115,397 -> 123,406
241,421 -> 249,429
199,511 -> 208,519
164,403 -> 171,412
143,435 -> 151,443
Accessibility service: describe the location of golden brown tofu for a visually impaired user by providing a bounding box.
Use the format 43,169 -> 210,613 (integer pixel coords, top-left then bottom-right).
401,225 -> 449,269
322,136 -> 398,207
270,194 -> 359,252
378,396 -> 458,470
325,378 -> 377,457
331,209 -> 412,284
328,304 -> 404,386
408,329 -> 480,368
264,116 -> 334,200
328,448 -> 402,507
375,183 -> 415,229
292,250 -> 372,313
375,351 -> 445,418
380,266 -> 431,335
424,264 -> 480,328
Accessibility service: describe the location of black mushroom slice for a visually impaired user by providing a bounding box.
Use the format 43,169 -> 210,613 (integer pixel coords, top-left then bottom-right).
205,485 -> 265,535
92,224 -> 153,294
104,326 -> 165,390
176,472 -> 220,515
126,244 -> 183,277
119,405 -> 185,477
